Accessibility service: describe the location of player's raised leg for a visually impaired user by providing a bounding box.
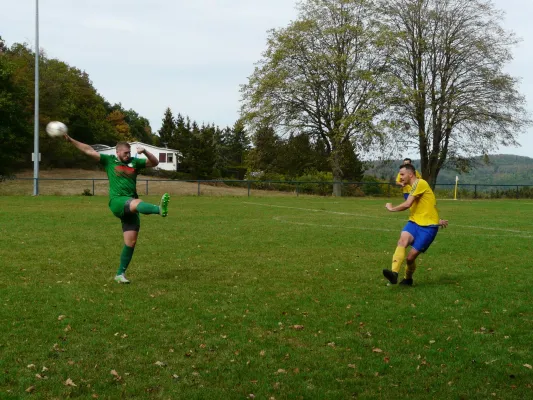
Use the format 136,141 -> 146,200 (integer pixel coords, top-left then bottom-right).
128,193 -> 170,217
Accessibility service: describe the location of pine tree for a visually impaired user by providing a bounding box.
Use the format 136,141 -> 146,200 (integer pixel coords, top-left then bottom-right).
158,107 -> 175,148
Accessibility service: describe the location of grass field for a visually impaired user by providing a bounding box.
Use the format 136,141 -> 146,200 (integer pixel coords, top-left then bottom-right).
1,194 -> 532,399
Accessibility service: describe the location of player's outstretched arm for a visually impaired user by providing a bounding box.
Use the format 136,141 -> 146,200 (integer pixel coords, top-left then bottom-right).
137,147 -> 159,168
65,134 -> 101,161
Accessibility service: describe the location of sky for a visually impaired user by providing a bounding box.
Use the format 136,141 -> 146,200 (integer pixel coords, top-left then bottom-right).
1,0 -> 532,158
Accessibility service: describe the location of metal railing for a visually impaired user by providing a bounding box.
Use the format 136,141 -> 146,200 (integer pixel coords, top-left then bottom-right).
2,177 -> 533,198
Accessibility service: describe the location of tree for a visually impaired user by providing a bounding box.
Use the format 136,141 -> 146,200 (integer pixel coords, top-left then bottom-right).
380,0 -> 531,186
39,58 -> 118,167
158,107 -> 176,148
187,123 -> 216,179
226,119 -> 251,178
106,110 -> 133,142
0,40 -> 32,174
241,0 -> 389,195
175,114 -> 193,173
124,109 -> 154,145
246,125 -> 283,174
1,41 -> 116,170
280,134 -> 319,177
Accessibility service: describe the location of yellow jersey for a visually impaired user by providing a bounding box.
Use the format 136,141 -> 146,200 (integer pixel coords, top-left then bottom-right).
396,170 -> 422,193
408,179 -> 440,226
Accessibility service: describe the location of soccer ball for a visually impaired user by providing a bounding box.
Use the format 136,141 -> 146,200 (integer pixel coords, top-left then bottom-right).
46,121 -> 68,137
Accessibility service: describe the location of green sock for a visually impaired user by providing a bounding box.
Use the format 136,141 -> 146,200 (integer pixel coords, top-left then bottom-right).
117,245 -> 135,275
136,202 -> 159,215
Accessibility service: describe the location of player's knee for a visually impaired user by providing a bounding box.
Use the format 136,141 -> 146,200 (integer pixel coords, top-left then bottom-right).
397,239 -> 408,247
406,254 -> 417,263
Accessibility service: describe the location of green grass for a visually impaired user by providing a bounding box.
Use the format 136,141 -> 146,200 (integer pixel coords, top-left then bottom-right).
1,195 -> 532,399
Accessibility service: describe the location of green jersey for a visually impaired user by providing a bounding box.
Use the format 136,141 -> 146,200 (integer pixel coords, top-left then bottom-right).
99,154 -> 147,199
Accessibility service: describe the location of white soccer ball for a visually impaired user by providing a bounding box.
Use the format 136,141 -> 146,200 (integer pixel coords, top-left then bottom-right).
46,121 -> 68,137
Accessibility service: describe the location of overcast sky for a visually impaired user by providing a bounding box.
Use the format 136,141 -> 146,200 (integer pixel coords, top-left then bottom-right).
1,0 -> 532,158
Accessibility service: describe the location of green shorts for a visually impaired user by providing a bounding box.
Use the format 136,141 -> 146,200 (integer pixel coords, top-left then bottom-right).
109,196 -> 140,232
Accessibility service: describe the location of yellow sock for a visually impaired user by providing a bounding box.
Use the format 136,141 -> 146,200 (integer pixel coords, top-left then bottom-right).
405,262 -> 416,279
391,246 -> 406,273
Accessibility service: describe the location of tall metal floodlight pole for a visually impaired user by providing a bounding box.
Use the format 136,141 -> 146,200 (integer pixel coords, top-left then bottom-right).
33,0 -> 40,196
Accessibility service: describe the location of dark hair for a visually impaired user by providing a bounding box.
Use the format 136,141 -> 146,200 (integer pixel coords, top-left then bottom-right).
403,158 -> 412,163
399,164 -> 416,174
116,141 -> 131,150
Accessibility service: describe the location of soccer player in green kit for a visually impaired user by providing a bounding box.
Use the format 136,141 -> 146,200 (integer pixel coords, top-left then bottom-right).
65,135 -> 170,283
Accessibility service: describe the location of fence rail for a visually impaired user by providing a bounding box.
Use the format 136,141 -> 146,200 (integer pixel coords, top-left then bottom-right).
2,177 -> 533,199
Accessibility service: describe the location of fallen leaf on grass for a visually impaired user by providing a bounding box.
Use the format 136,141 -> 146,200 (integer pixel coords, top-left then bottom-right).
64,378 -> 77,387
64,325 -> 72,332
260,350 -> 266,357
384,357 -> 390,363
291,325 -> 305,330
275,369 -> 287,374
154,361 -> 167,367
372,348 -> 383,353
25,386 -> 35,393
58,315 -> 67,321
348,364 -> 356,369
524,364 -> 533,369
27,364 -> 36,369
110,370 -> 122,381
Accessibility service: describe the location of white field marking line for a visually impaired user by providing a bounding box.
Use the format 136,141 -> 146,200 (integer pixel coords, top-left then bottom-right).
452,224 -> 526,233
272,216 -> 396,232
243,202 -> 390,220
244,202 -> 533,235
272,216 -> 533,239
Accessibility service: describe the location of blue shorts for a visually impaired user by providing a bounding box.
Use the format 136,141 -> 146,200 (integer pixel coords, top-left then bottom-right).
403,193 -> 409,200
402,221 -> 439,252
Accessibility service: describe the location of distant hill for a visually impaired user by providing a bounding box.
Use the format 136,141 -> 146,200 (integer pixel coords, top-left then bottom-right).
365,154 -> 533,185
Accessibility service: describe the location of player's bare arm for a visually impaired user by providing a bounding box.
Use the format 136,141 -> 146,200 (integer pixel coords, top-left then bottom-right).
65,134 -> 101,161
137,147 -> 159,168
385,195 -> 415,212
439,219 -> 449,228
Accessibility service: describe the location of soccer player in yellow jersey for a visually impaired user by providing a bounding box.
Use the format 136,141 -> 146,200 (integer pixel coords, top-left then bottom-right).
383,164 -> 448,286
396,158 -> 422,200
